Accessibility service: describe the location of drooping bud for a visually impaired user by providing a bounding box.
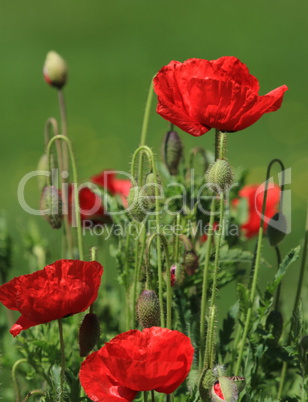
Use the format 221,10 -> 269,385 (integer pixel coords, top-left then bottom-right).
205,159 -> 233,193
79,313 -> 100,357
145,172 -> 161,197
266,310 -> 283,343
267,212 -> 287,247
40,186 -> 63,229
136,289 -> 160,328
162,130 -> 183,175
127,186 -> 149,222
43,51 -> 68,89
37,154 -> 49,191
184,250 -> 199,275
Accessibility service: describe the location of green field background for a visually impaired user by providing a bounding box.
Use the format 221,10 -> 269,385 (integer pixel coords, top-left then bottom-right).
0,0 -> 307,377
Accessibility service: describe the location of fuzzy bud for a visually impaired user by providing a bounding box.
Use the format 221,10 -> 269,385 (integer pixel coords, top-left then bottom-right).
127,186 -> 149,222
40,186 -> 63,229
37,154 -> 49,191
136,290 -> 160,328
170,263 -> 184,287
79,313 -> 100,357
211,377 -> 239,402
266,310 -> 283,343
162,130 -> 183,175
43,51 -> 68,89
184,250 -> 199,275
267,212 -> 287,247
205,159 -> 233,193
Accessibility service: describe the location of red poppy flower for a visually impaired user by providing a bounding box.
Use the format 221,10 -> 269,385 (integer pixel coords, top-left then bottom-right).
69,185 -> 108,224
80,327 -> 194,400
91,170 -> 131,207
235,184 -> 280,238
153,56 -> 288,136
79,352 -> 138,401
0,259 -> 103,336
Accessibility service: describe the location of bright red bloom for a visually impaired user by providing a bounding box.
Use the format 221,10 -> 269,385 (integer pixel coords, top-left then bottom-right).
213,381 -> 225,400
153,56 -> 288,136
0,259 -> 103,336
236,184 -> 280,238
80,327 -> 194,400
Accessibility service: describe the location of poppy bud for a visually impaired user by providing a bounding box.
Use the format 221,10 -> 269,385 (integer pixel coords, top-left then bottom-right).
37,154 -> 49,191
40,186 -> 63,229
184,250 -> 199,275
79,313 -> 100,357
199,368 -> 215,400
266,310 -> 283,343
43,51 -> 68,89
211,377 -> 238,402
162,130 -> 183,175
127,186 -> 149,222
145,172 -> 161,198
267,212 -> 287,247
136,290 -> 160,328
170,263 -> 184,287
205,159 -> 233,193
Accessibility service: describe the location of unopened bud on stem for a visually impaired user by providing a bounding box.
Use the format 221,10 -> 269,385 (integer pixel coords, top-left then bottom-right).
43,51 -> 68,89
162,130 -> 183,175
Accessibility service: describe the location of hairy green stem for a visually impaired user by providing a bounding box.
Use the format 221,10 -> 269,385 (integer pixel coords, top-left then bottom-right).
12,359 -> 28,402
274,246 -> 282,310
131,146 -> 164,326
58,319 -> 66,402
235,158 -> 284,376
277,204 -> 308,399
147,233 -> 172,328
46,135 -> 84,260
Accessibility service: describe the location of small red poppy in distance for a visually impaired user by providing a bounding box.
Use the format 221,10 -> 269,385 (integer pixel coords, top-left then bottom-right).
153,56 -> 288,137
235,184 -> 280,238
69,170 -> 132,224
80,327 -> 194,400
0,259 -> 103,336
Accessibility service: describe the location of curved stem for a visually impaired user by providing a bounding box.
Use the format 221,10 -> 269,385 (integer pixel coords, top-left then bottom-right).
12,358 -> 28,402
235,158 -> 285,376
44,118 -> 73,258
23,390 -> 45,402
130,146 -> 164,326
46,135 -> 84,260
147,233 -> 172,328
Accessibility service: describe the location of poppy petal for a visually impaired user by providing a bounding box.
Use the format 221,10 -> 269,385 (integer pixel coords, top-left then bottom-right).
79,351 -> 137,402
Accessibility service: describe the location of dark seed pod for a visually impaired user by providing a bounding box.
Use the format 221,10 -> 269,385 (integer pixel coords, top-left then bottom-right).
162,130 -> 183,175
127,186 -> 149,222
40,186 -> 63,229
266,310 -> 283,343
205,159 -> 233,193
79,313 -> 100,357
184,250 -> 199,276
136,289 -> 160,328
267,212 -> 287,247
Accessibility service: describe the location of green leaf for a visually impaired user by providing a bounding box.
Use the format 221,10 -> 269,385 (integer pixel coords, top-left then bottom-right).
237,283 -> 250,314
265,246 -> 301,300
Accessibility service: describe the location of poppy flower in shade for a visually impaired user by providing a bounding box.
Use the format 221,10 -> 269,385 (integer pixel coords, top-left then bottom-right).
79,327 -> 194,400
91,170 -> 131,207
68,185 -> 109,225
235,184 -> 280,238
153,56 -> 288,137
0,259 -> 103,336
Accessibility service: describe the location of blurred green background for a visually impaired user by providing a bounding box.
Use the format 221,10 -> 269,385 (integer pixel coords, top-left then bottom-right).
0,1 -> 307,314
